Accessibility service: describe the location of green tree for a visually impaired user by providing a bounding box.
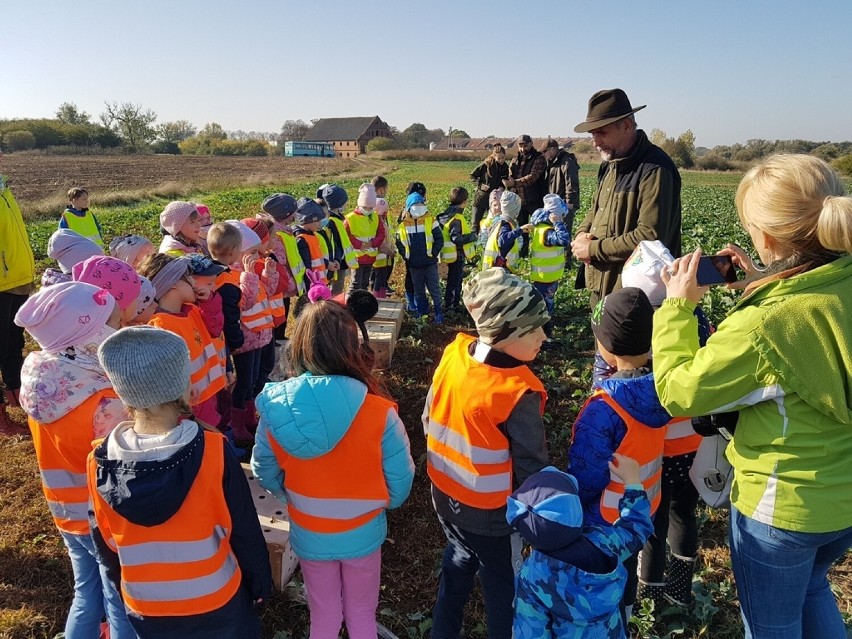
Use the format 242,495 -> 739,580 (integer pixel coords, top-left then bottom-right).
2,130 -> 37,151
198,122 -> 227,140
100,101 -> 158,151
450,129 -> 469,138
156,120 -> 196,143
56,102 -> 91,125
833,154 -> 852,177
365,137 -> 397,152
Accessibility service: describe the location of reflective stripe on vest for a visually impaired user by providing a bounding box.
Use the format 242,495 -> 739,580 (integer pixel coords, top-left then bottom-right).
300,232 -> 328,284
529,225 -> 565,283
277,231 -> 307,295
440,214 -> 476,264
579,390 -> 665,523
346,211 -> 380,260
88,431 -> 242,617
63,209 -> 103,247
397,217 -> 433,258
426,333 -> 546,509
31,389 -> 117,535
664,417 -> 702,457
241,284 -> 274,332
266,393 -> 393,534
329,216 -> 359,268
482,220 -> 518,271
268,293 -> 286,324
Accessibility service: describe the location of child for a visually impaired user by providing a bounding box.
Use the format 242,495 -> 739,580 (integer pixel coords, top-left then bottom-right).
196,203 -> 213,255
371,175 -> 388,199
251,299 -> 414,639
188,252 -> 229,388
528,194 -> 572,346
159,200 -> 204,255
507,459 -> 654,638
109,234 -> 155,269
43,228 -> 104,287
371,197 -> 396,298
72,255 -> 142,326
424,268 -> 550,639
567,287 -> 669,622
478,187 -> 504,247
15,282 -> 134,637
89,326 -> 272,638
262,193 -> 303,338
131,276 -> 157,325
318,184 -> 358,295
345,183 -> 385,294
138,254 -> 227,431
396,192 -> 444,323
293,197 -> 333,286
59,186 -> 104,247
398,182 -> 427,311
482,190 -> 531,272
436,186 -> 477,312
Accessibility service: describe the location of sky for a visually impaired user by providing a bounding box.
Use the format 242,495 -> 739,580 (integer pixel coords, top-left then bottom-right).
4,0 -> 852,148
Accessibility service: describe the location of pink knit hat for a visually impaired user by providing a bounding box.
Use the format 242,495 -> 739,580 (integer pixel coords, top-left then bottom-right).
195,203 -> 211,226
375,197 -> 388,216
72,256 -> 142,311
357,183 -> 377,208
14,281 -> 116,351
160,201 -> 198,236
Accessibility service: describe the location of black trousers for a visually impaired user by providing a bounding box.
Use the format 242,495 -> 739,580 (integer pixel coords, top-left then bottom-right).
0,292 -> 27,393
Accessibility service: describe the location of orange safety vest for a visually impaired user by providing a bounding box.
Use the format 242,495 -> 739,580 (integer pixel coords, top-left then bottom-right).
266,394 -> 393,533
426,333 -> 547,509
150,306 -> 225,404
29,389 -> 116,535
216,270 -> 274,333
663,417 -> 702,457
256,258 -> 287,327
298,232 -> 328,285
577,390 -> 664,524
87,431 -> 242,617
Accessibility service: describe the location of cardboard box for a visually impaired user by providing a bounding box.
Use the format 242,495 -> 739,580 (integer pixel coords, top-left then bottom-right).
242,465 -> 299,591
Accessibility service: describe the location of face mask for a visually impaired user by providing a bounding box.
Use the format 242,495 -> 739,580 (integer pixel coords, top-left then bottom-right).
410,205 -> 428,219
319,218 -> 330,229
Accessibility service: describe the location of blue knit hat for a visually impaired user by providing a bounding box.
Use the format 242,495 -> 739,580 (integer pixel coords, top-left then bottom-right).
405,192 -> 425,211
320,184 -> 349,210
262,193 -> 298,221
507,467 -> 583,551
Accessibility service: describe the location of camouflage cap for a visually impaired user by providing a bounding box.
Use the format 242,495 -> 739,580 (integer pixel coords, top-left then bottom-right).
463,268 -> 549,346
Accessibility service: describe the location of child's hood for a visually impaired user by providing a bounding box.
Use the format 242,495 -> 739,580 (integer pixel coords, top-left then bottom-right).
256,374 -> 368,459
437,206 -> 462,225
598,371 -> 671,428
90,426 -> 205,527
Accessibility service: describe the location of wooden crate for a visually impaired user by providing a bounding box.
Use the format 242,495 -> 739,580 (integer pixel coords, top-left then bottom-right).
363,321 -> 396,370
373,299 -> 405,337
242,465 -> 299,591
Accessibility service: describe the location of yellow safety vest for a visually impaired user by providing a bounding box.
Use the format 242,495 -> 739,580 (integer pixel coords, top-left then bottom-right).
482,219 -> 518,271
62,209 -> 103,247
276,231 -> 307,295
345,211 -> 380,260
325,217 -> 359,269
529,224 -> 565,283
396,216 -> 434,258
440,214 -> 475,264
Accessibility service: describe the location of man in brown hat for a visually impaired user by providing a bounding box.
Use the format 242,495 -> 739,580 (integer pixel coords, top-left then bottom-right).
570,88 -> 681,309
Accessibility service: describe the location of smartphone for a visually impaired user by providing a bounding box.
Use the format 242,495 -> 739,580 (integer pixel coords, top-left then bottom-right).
697,255 -> 737,286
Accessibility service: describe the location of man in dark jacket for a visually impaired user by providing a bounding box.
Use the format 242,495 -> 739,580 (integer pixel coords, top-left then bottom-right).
505,135 -> 547,257
542,139 -> 581,213
570,89 -> 681,309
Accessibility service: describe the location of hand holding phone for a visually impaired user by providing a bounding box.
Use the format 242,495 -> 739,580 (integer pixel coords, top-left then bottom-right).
696,255 -> 737,286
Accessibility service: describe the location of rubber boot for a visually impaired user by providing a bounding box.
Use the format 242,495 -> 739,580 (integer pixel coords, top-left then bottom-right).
229,408 -> 254,443
637,581 -> 668,612
373,288 -> 387,299
4,389 -> 20,408
404,292 -> 416,313
664,555 -> 697,606
245,399 -> 259,434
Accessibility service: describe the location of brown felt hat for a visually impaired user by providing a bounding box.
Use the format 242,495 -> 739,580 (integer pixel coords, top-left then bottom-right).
574,88 -> 646,133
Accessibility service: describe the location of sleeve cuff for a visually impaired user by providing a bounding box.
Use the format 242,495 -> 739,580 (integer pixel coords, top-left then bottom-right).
661,297 -> 698,312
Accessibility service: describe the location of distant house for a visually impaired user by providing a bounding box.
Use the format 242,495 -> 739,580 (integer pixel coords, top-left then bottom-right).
302,116 -> 393,158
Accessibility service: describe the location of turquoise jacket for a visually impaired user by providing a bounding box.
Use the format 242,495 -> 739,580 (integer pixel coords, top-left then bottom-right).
251,373 -> 415,560
653,256 -> 852,532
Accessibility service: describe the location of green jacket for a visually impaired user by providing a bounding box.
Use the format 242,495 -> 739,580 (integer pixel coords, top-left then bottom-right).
576,130 -> 681,307
652,256 -> 852,532
0,185 -> 35,293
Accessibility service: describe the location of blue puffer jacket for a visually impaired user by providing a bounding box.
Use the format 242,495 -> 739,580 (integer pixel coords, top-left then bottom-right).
251,373 -> 415,561
567,370 -> 670,527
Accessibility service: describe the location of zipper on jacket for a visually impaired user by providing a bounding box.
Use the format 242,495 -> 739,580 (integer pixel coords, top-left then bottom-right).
2,251 -> 8,276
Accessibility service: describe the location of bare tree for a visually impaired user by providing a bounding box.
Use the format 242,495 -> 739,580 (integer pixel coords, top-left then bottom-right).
278,119 -> 311,144
101,101 -> 158,152
156,120 -> 196,143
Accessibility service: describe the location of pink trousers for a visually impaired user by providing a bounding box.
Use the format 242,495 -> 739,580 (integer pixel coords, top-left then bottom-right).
192,395 -> 220,428
300,548 -> 382,639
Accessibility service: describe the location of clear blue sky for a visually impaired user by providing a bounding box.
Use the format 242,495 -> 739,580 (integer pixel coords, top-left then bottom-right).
4,0 -> 852,147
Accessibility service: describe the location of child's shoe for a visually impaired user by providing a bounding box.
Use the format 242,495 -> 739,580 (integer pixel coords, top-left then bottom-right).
434,313 -> 444,325
373,288 -> 387,299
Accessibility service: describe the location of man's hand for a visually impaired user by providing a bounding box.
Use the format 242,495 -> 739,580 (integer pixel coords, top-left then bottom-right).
571,232 -> 595,261
502,178 -> 515,188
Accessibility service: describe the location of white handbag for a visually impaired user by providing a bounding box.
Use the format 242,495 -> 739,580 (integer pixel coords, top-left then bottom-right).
689,434 -> 734,509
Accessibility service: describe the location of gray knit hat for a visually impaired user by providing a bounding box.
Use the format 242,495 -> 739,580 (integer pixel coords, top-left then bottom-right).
463,268 -> 549,346
98,326 -> 191,409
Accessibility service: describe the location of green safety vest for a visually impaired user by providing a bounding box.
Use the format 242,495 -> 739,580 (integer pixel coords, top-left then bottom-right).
276,230 -> 306,295
440,214 -> 475,264
482,219 -> 518,272
345,211 -> 380,260
62,209 -> 103,247
529,224 -> 565,283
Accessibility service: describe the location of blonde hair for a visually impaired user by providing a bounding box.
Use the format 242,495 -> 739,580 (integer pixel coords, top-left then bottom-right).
207,222 -> 242,260
736,154 -> 852,258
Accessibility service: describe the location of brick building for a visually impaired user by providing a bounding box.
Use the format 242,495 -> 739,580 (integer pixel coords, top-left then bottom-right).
303,116 -> 393,158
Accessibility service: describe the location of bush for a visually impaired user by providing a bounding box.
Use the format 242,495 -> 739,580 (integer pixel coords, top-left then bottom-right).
369,149 -> 483,162
151,140 -> 181,154
696,152 -> 735,171
2,130 -> 36,151
366,137 -> 397,153
180,137 -> 271,156
0,118 -> 121,150
832,154 -> 852,177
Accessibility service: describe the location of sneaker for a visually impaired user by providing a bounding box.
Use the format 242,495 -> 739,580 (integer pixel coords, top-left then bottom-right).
434,314 -> 444,325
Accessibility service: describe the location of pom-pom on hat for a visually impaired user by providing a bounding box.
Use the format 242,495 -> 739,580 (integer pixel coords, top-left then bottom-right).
591,287 -> 654,356
48,229 -> 104,274
72,256 -> 142,311
357,183 -> 377,208
295,197 -> 326,225
98,326 -> 191,409
321,185 -> 349,210
500,191 -> 522,221
261,193 -> 298,221
160,201 -> 198,236
463,268 -> 549,346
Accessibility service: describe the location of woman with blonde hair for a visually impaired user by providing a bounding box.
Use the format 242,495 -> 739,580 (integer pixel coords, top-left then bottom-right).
652,154 -> 852,638
470,143 -> 509,232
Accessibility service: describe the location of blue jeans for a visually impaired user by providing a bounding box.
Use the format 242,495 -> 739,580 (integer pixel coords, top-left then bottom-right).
729,505 -> 852,639
409,263 -> 442,319
60,531 -> 134,639
431,517 -> 517,639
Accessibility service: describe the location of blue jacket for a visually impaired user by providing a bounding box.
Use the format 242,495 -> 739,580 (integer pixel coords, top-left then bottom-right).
497,220 -> 525,257
568,370 -> 670,527
396,216 -> 444,268
252,373 -> 415,560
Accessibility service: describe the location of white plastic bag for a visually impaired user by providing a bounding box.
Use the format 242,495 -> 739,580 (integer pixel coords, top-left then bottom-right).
621,240 -> 675,307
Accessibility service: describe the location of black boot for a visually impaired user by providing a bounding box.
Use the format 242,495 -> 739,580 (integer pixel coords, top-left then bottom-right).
637,580 -> 668,612
664,555 -> 697,606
